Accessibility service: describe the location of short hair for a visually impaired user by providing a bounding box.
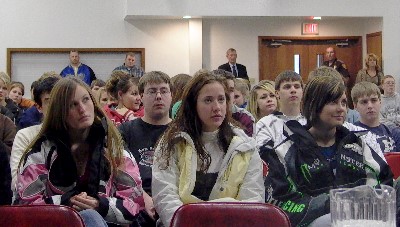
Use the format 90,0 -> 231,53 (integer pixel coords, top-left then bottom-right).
33,76 -> 60,107
365,53 -> 381,71
170,73 -> 192,104
31,80 -> 39,91
38,71 -> 62,81
125,52 -> 136,58
0,71 -> 11,85
106,71 -> 139,99
90,79 -> 106,89
275,70 -> 303,90
247,80 -> 276,121
234,78 -> 251,94
211,69 -> 235,81
226,48 -> 236,54
382,75 -> 395,84
308,66 -> 343,83
302,76 -> 346,127
9,81 -> 25,96
326,46 -> 336,53
70,50 -> 79,54
138,71 -> 171,94
351,81 -> 381,104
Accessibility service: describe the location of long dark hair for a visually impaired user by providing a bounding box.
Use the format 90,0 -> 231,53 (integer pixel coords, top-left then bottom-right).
156,69 -> 235,171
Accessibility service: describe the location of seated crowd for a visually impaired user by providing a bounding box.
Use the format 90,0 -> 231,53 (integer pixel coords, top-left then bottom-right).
1,48 -> 400,227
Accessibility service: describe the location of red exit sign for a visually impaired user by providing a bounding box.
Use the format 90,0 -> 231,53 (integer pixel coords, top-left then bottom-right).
302,23 -> 319,35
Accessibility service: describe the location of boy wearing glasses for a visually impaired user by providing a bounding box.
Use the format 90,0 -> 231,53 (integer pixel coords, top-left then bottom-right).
119,71 -> 172,226
381,75 -> 400,126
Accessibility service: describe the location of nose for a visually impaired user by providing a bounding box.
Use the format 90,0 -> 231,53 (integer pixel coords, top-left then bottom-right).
77,102 -> 86,113
212,100 -> 222,111
338,103 -> 347,112
155,92 -> 162,100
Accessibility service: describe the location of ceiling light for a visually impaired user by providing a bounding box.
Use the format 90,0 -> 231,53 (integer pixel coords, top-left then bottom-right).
183,16 -> 191,19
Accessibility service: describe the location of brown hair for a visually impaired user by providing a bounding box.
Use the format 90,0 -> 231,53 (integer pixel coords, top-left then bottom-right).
156,69 -> 235,171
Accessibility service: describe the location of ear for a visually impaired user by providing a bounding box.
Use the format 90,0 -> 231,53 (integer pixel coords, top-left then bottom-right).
117,90 -> 123,99
275,90 -> 280,99
37,105 -> 43,113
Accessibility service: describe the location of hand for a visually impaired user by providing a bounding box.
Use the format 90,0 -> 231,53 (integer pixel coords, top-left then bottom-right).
70,192 -> 99,211
143,191 -> 156,220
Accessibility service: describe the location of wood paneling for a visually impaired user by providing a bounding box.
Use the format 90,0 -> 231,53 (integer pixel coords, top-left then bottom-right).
366,32 -> 382,69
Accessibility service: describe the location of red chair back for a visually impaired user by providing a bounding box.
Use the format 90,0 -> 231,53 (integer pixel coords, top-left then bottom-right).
384,152 -> 400,179
170,202 -> 291,227
0,205 -> 85,227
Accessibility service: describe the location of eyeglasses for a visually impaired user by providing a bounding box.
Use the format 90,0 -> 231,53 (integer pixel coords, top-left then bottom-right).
145,88 -> 171,97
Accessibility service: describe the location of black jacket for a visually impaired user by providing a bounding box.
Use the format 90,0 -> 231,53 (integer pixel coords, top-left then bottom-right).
218,63 -> 249,80
261,120 -> 393,226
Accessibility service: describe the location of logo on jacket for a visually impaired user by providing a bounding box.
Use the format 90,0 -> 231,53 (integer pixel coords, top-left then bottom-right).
138,147 -> 154,167
300,158 -> 322,183
343,143 -> 363,155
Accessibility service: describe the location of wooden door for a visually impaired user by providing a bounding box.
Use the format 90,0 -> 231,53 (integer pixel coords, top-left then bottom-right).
366,32 -> 382,69
259,36 -> 362,86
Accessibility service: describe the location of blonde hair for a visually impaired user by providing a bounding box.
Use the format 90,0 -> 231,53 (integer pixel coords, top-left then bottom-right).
247,80 -> 277,121
20,77 -> 125,175
351,81 -> 381,104
365,53 -> 381,71
0,71 -> 11,85
234,78 -> 250,99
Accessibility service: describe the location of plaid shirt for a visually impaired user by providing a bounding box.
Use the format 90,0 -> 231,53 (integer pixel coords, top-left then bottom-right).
113,64 -> 145,78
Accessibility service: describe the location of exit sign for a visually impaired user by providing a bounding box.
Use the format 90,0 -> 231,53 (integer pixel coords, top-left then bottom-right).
302,23 -> 319,35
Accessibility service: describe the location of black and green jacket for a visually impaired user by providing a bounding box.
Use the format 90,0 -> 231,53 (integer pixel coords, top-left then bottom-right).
260,120 -> 393,227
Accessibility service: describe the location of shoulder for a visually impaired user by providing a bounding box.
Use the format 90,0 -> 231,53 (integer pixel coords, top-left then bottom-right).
218,63 -> 229,69
237,63 -> 246,68
119,118 -> 141,131
230,127 -> 256,153
0,113 -> 13,125
232,106 -> 255,122
14,125 -> 41,147
81,63 -> 92,69
113,65 -> 125,70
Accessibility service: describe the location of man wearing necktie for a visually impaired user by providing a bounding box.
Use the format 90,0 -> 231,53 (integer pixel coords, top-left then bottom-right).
218,48 -> 249,81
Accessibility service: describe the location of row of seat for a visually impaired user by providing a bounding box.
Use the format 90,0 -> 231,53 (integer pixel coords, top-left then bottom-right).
0,202 -> 291,227
1,153 -> 397,227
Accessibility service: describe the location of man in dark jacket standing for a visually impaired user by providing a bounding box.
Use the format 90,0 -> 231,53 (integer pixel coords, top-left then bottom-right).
323,47 -> 350,86
218,48 -> 249,81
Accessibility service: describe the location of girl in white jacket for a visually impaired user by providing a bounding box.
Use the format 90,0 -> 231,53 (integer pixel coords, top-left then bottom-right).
152,69 -> 264,227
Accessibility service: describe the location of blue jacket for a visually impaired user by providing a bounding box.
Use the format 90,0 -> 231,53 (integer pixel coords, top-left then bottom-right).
60,63 -> 96,85
18,106 -> 42,130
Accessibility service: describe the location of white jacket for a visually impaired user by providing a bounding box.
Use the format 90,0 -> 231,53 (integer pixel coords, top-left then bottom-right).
10,124 -> 41,191
152,127 -> 265,227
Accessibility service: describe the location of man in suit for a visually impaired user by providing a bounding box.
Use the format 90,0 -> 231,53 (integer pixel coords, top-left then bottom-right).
218,48 -> 249,80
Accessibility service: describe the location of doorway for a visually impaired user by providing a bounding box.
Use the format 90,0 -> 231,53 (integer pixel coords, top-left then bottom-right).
258,36 -> 363,86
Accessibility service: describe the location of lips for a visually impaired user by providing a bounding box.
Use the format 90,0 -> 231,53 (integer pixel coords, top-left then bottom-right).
79,115 -> 90,121
154,103 -> 165,108
211,115 -> 223,121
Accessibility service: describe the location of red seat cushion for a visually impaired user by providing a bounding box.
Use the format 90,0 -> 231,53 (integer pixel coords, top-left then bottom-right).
170,202 -> 291,227
384,152 -> 400,179
0,205 -> 85,227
